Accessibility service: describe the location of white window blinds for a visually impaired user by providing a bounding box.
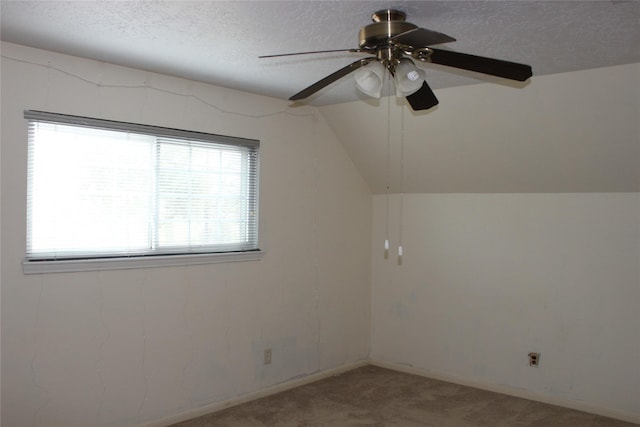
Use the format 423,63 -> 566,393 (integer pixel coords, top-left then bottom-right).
25,111 -> 259,263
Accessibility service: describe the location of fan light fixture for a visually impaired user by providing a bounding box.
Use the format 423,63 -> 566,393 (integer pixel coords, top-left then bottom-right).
355,59 -> 426,99
354,61 -> 385,97
395,59 -> 425,97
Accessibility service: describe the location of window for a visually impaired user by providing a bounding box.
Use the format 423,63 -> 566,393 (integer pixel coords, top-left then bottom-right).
23,110 -> 261,273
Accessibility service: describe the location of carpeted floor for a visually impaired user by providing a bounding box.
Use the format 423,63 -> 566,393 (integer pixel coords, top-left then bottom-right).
171,365 -> 638,427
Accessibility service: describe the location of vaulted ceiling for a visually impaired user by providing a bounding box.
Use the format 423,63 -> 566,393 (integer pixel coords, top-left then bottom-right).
320,64 -> 640,193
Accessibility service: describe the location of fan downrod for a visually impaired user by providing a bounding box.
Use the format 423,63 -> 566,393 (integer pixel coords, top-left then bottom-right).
371,9 -> 406,23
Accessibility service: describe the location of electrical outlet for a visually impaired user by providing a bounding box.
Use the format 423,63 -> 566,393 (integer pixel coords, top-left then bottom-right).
264,348 -> 272,365
528,352 -> 540,367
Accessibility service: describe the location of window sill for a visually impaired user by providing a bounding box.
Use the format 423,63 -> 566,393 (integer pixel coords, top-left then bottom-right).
22,250 -> 264,274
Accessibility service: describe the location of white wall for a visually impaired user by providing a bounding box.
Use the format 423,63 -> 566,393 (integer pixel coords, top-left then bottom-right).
318,62 -> 640,422
0,42 -> 372,427
2,40 -> 639,426
371,193 -> 640,420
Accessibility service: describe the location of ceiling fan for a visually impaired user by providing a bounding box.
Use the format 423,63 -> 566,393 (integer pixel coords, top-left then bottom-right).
260,9 -> 533,111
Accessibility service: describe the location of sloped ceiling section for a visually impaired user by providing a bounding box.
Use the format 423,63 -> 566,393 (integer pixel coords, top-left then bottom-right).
319,64 -> 640,194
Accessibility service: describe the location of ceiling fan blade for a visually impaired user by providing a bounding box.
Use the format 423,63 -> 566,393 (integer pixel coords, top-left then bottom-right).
259,48 -> 362,59
290,57 -> 376,101
429,48 -> 532,81
390,27 -> 456,48
405,80 -> 439,111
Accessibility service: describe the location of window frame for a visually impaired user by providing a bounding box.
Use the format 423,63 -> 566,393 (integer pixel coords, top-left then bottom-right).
22,110 -> 263,274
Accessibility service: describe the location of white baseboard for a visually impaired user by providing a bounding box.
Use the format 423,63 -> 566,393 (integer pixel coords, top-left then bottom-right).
139,359 -> 369,427
370,359 -> 640,425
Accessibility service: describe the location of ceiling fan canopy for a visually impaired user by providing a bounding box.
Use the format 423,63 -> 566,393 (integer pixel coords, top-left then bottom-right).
359,9 -> 455,53
261,9 -> 533,111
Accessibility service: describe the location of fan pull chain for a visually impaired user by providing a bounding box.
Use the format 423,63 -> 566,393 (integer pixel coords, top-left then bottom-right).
384,71 -> 392,256
398,100 -> 406,262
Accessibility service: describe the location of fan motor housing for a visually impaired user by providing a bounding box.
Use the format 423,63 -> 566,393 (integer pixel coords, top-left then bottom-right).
359,9 -> 417,49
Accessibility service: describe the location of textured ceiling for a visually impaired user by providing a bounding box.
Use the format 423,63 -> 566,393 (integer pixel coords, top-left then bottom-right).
1,1 -> 639,106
